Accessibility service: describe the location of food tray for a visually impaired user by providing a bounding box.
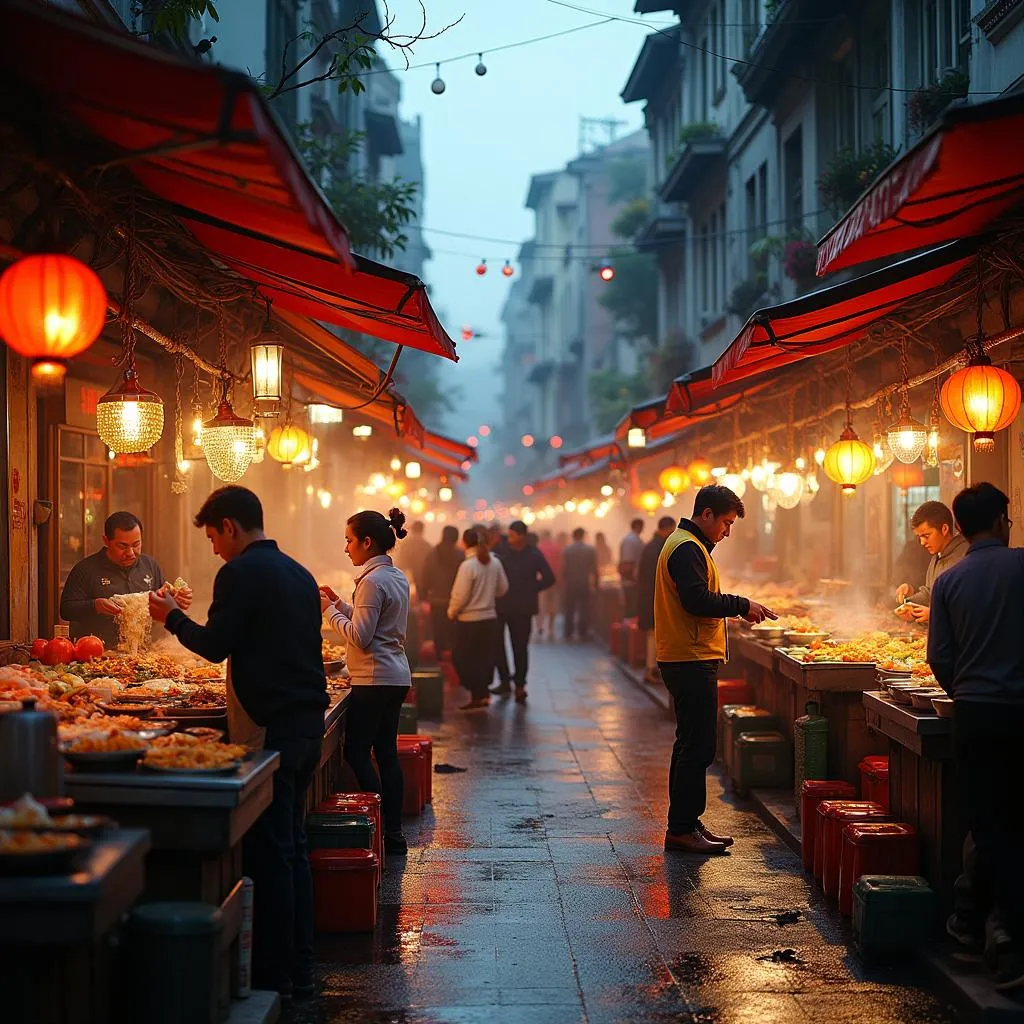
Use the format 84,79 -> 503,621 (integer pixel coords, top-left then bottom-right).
778,650 -> 875,670
0,838 -> 93,876
62,748 -> 147,772
143,761 -> 243,776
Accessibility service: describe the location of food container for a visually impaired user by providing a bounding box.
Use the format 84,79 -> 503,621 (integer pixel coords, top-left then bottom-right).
784,630 -> 830,646
887,684 -> 916,705
930,697 -> 954,718
750,624 -> 787,646
909,687 -> 945,711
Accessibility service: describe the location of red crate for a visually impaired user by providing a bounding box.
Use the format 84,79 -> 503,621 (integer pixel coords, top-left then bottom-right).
398,734 -> 433,804
820,802 -> 888,899
799,780 -> 856,872
717,678 -> 755,708
839,822 -> 918,915
398,741 -> 426,815
311,848 -> 379,932
858,756 -> 890,811
315,794 -> 384,882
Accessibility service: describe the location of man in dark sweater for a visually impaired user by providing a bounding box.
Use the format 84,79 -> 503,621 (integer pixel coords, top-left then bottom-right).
149,486 -> 328,1000
422,525 -> 465,658
928,483 -> 1024,991
491,521 -> 555,703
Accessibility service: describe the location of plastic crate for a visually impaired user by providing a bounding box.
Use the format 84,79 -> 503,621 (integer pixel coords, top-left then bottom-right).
306,813 -> 375,852
839,822 -> 918,916
398,741 -> 426,815
799,780 -> 856,872
723,707 -> 778,779
311,849 -> 379,932
716,678 -> 754,708
853,875 -> 934,964
819,802 -> 888,899
732,731 -> 791,796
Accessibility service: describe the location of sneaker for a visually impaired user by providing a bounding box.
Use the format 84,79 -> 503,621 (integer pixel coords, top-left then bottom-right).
458,698 -> 489,712
384,833 -> 409,856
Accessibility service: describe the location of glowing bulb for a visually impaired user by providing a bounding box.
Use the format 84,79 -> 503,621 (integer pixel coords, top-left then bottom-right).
370,473 -> 387,490
390,457 -> 402,471
564,500 -> 577,512
600,484 -> 614,497
814,447 -> 826,466
177,458 -> 191,473
438,486 -> 453,503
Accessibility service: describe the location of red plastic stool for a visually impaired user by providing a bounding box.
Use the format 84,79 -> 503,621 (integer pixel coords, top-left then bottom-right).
315,794 -> 384,882
608,621 -> 623,658
717,678 -> 755,708
799,780 -> 856,872
839,822 -> 918,915
419,640 -> 437,664
398,734 -> 433,803
820,802 -> 888,899
311,848 -> 380,932
859,756 -> 890,811
626,622 -> 646,667
398,740 -> 426,815
440,660 -> 459,687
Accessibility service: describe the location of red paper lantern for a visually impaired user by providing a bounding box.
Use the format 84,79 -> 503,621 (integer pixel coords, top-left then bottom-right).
0,254 -> 107,380
890,462 -> 924,490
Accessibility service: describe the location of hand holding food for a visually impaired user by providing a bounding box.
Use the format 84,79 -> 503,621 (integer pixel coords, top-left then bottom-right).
148,588 -> 178,624
909,604 -> 930,624
94,597 -> 121,617
896,583 -> 913,602
894,602 -> 916,621
744,601 -> 778,624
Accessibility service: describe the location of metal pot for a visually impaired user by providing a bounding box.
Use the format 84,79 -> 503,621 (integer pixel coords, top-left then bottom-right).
0,698 -> 64,803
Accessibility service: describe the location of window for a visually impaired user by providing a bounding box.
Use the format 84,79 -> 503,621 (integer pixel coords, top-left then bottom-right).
746,163 -> 769,275
742,0 -> 762,53
917,0 -> 972,84
784,128 -> 804,232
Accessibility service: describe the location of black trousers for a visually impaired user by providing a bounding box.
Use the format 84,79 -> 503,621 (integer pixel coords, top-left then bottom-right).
430,603 -> 452,656
454,618 -> 499,700
954,700 -> 1024,939
343,685 -> 410,838
660,659 -> 720,834
622,582 -> 639,619
495,613 -> 533,687
243,733 -> 321,993
563,587 -> 590,639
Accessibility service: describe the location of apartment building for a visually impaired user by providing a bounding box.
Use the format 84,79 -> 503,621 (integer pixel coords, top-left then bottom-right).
624,0 -> 1024,365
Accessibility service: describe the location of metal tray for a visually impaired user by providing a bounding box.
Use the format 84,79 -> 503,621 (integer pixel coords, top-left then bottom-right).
0,837 -> 92,875
143,760 -> 243,776
777,650 -> 875,670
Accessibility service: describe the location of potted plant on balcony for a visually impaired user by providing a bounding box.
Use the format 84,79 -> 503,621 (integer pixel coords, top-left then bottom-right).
907,69 -> 970,135
664,122 -> 721,169
818,139 -> 896,217
783,239 -> 818,294
728,275 -> 771,320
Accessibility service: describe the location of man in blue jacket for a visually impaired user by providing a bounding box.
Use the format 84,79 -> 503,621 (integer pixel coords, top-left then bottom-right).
491,521 -> 555,704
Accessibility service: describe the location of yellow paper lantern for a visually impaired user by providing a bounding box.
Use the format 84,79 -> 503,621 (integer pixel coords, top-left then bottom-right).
940,358 -> 1022,453
267,424 -> 311,464
687,458 -> 713,487
658,465 -> 690,494
637,489 -> 662,512
823,424 -> 875,495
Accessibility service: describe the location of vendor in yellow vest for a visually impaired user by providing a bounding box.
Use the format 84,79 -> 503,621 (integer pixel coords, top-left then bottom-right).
654,484 -> 776,855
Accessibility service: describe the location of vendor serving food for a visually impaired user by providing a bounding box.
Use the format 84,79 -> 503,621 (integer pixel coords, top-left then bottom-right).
59,511 -> 193,649
894,501 -> 967,625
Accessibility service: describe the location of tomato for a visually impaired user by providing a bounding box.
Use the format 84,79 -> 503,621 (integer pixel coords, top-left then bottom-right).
74,635 -> 104,662
41,637 -> 76,666
30,638 -> 48,661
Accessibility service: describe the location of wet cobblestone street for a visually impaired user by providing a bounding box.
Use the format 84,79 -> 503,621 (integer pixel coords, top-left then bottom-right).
286,640 -> 957,1024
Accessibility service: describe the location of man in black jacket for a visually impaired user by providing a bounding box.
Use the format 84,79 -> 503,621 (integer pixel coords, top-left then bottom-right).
149,486 -> 327,1000
491,521 -> 555,704
638,516 -> 676,684
422,525 -> 465,658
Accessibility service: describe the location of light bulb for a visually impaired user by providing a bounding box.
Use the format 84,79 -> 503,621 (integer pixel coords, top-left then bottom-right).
814,447 -> 826,466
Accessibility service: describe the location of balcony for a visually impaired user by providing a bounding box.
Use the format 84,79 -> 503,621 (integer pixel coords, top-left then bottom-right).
659,131 -> 726,203
636,204 -> 687,252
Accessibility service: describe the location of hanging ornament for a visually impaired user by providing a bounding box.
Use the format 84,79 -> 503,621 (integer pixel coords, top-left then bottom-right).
475,53 -> 487,76
268,423 -> 311,464
925,384 -> 941,468
940,355 -> 1021,453
201,388 -> 256,483
501,260 -> 515,278
430,63 -> 446,94
475,259 -> 487,276
887,338 -> 928,463
97,364 -> 165,454
658,465 -> 689,494
170,356 -> 189,494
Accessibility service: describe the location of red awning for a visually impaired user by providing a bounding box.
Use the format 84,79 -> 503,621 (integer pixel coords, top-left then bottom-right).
712,239 -> 980,389
0,1 -> 457,361
817,94 -> 1024,277
557,435 -> 620,468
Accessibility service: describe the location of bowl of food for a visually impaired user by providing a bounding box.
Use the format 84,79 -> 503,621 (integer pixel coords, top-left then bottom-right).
0,829 -> 92,875
750,624 -> 787,646
61,734 -> 148,772
783,630 -> 830,646
931,696 -> 954,718
909,687 -> 946,711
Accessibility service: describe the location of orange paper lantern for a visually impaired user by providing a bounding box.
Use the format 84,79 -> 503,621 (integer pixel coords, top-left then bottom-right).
940,358 -> 1021,453
0,254 -> 107,379
658,465 -> 690,494
889,462 -> 924,490
636,489 -> 662,512
687,458 -> 712,487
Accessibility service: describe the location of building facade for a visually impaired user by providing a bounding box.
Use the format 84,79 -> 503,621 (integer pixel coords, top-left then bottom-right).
624,0 -> 1024,366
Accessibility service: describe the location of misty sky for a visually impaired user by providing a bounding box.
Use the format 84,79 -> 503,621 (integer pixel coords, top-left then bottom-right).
385,1 -> 663,482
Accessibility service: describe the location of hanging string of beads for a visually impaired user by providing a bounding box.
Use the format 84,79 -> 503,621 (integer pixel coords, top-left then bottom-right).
171,354 -> 189,494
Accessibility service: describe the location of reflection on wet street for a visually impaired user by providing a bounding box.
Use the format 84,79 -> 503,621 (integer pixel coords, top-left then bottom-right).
285,641 -> 956,1024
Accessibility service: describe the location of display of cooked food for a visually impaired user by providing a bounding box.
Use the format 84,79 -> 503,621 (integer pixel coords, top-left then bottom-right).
63,734 -> 148,754
322,640 -> 345,664
143,740 -> 247,771
0,829 -> 87,854
783,631 -> 927,668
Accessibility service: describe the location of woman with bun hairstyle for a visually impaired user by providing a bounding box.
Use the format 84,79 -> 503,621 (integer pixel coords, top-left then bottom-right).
321,507 -> 412,855
448,527 -> 509,711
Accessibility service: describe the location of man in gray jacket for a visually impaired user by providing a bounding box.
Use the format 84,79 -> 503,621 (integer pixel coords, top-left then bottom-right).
896,501 -> 967,625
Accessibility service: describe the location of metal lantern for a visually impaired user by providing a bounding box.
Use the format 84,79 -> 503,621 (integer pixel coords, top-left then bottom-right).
627,427 -> 646,449
250,315 -> 284,405
0,254 -> 107,380
823,424 -> 875,495
720,472 -> 747,499
887,394 -> 929,464
267,424 -> 311,464
658,465 -> 689,494
940,357 -> 1022,453
96,365 -> 165,454
769,468 -> 804,510
201,383 -> 256,483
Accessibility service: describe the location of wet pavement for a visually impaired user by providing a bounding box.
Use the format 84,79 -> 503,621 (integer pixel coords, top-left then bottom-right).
284,639 -> 958,1024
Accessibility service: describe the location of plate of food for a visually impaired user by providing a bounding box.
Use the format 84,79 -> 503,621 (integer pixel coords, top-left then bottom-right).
135,719 -> 179,739
142,740 -> 248,775
0,829 -> 92,875
96,701 -> 156,718
61,734 -> 148,771
182,727 -> 225,742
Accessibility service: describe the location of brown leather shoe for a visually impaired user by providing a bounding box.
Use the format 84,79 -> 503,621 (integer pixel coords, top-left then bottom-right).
664,830 -> 728,855
697,821 -> 734,847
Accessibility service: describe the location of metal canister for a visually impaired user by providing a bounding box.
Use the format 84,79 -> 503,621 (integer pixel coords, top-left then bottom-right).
0,698 -> 64,802
793,700 -> 828,814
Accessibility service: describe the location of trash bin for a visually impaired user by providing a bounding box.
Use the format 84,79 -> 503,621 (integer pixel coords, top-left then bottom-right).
125,901 -> 223,1024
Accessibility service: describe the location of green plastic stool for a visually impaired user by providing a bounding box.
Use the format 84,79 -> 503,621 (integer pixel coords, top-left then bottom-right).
853,874 -> 934,964
732,731 -> 792,796
398,702 -> 418,734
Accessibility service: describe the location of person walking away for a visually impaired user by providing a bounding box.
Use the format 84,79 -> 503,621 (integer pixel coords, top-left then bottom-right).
655,485 -> 776,855
448,528 -> 509,711
928,482 -> 1024,991
148,486 -> 327,999
395,520 -> 432,600
321,508 -> 412,857
638,517 -> 675,685
895,500 -> 967,625
619,519 -> 645,618
562,528 -> 597,641
491,521 -> 555,704
421,525 -> 464,660
537,530 -> 564,639
595,531 -> 613,575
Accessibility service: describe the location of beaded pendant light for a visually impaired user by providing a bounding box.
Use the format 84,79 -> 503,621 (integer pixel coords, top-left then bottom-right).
201,376 -> 255,483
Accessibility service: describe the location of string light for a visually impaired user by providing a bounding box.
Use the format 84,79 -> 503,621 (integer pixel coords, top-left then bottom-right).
501,260 -> 514,277
475,259 -> 487,276
430,63 -> 446,94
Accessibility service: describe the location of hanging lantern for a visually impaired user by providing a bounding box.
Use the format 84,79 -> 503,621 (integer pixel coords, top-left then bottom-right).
887,412 -> 929,464
658,465 -> 689,494
890,462 -> 925,490
637,489 -> 661,513
0,254 -> 107,380
352,424 -> 373,439
720,472 -> 747,499
200,380 -> 256,483
687,458 -> 713,487
768,468 -> 804,510
872,432 -> 895,476
267,423 -> 311,464
749,459 -> 779,492
475,259 -> 487,276
96,364 -> 165,454
501,260 -> 514,278
438,486 -> 453,503
250,302 -> 284,407
823,423 -> 875,495
627,427 -> 646,449
940,356 -> 1022,453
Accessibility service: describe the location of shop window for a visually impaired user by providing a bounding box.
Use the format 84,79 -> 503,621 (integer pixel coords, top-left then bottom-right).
784,127 -> 804,233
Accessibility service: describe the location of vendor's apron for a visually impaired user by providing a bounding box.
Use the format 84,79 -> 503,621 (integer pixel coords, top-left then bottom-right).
226,660 -> 265,752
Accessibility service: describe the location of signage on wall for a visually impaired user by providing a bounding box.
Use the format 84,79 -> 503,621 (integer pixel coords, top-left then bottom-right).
10,471 -> 25,531
64,376 -> 102,431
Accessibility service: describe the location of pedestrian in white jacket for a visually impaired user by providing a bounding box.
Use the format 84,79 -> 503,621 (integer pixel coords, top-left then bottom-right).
448,528 -> 509,711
